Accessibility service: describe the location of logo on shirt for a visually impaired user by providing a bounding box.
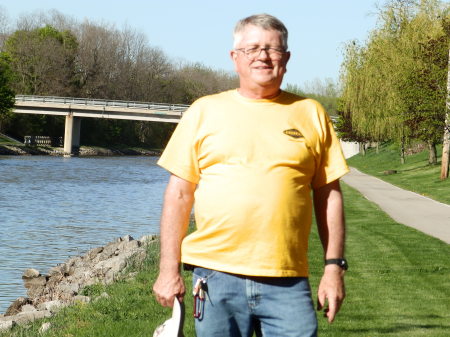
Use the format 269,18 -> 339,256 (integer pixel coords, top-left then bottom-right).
283,129 -> 303,139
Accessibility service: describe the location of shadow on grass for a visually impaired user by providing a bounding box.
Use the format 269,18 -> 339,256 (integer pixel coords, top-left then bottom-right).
377,163 -> 435,175
341,313 -> 450,335
343,323 -> 450,334
398,162 -> 441,172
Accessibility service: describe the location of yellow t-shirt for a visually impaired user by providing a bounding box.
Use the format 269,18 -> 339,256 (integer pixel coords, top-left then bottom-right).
158,89 -> 349,277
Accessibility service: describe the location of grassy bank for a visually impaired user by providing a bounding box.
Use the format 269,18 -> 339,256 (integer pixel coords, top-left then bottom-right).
4,183 -> 450,337
0,135 -> 20,145
347,142 -> 450,204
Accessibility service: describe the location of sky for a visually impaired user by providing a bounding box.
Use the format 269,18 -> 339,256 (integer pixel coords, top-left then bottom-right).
0,0 -> 382,89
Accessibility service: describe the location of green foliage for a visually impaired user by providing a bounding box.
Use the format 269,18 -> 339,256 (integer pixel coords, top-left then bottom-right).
0,53 -> 15,125
4,25 -> 78,96
80,284 -> 107,297
285,79 -> 340,116
340,0 -> 450,149
334,113 -> 369,143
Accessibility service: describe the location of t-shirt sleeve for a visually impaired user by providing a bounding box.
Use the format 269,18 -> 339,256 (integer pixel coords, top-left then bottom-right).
157,105 -> 201,184
311,104 -> 349,189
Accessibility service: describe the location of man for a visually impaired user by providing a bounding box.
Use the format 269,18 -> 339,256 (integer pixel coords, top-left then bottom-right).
153,13 -> 349,337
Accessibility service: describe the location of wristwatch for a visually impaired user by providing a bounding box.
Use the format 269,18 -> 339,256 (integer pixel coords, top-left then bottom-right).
325,258 -> 348,270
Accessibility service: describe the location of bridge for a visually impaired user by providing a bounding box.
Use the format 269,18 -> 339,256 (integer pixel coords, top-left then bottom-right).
13,95 -> 359,158
14,95 -> 189,156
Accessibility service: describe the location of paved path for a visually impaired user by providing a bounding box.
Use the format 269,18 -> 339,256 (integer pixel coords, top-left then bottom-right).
341,167 -> 450,244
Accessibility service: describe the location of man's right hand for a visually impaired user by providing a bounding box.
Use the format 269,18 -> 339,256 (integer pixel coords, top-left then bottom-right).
153,271 -> 186,307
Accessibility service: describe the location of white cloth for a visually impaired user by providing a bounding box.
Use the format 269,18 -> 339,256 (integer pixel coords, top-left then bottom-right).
153,298 -> 183,337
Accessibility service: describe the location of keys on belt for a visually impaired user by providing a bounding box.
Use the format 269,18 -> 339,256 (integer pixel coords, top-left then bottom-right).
193,277 -> 206,319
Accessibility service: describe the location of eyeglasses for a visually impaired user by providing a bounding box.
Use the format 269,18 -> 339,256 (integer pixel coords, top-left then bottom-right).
235,46 -> 286,60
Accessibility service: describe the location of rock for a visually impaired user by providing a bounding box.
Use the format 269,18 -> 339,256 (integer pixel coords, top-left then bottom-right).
5,297 -> 31,316
0,320 -> 15,332
140,234 -> 157,244
132,250 -> 147,266
118,235 -> 134,242
99,242 -> 121,259
96,255 -> 128,273
94,292 -> 110,302
45,275 -> 63,291
3,234 -> 151,327
22,268 -> 40,279
37,300 -> 65,313
99,292 -> 109,299
27,284 -> 46,298
6,310 -> 52,326
40,322 -> 51,333
87,247 -> 103,260
123,240 -> 141,251
48,265 -> 63,276
23,275 -> 47,289
57,282 -> 80,296
21,304 -> 37,312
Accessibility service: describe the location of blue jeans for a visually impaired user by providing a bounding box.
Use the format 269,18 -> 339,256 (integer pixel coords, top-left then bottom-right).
192,267 -> 318,337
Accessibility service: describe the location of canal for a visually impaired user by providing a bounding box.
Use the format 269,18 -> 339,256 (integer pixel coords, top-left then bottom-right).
0,156 -> 168,313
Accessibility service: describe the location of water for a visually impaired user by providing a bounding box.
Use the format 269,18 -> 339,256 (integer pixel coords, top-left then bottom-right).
0,156 -> 169,313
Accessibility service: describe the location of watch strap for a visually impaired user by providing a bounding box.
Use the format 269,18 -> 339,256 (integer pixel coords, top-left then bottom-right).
325,258 -> 348,270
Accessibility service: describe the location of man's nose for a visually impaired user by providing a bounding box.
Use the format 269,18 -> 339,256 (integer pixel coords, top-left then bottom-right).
256,48 -> 270,60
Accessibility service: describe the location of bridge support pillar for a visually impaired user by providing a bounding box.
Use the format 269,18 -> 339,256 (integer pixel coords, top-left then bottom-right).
63,115 -> 81,157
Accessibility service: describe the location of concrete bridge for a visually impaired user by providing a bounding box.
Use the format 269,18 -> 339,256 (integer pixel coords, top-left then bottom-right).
14,95 -> 189,156
13,95 -> 359,158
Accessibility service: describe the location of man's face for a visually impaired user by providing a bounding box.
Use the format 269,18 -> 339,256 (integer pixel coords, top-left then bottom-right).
231,25 -> 290,98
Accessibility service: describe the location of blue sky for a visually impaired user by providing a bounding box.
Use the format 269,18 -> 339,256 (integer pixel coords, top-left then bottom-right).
1,1 -> 382,88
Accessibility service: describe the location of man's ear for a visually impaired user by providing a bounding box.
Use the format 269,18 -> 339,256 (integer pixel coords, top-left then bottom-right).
230,50 -> 238,71
286,51 -> 291,63
284,51 -> 291,73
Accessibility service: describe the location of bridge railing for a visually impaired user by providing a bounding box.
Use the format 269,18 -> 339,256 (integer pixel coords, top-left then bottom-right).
15,95 -> 190,113
24,135 -> 63,147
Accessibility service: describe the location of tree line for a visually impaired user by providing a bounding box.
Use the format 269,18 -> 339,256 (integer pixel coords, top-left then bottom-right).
338,0 -> 450,179
0,9 -> 238,148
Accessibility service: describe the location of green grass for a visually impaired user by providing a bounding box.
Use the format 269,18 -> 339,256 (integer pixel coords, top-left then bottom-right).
4,183 -> 449,337
2,240 -> 196,337
309,184 -> 450,336
0,135 -> 16,144
347,142 -> 450,204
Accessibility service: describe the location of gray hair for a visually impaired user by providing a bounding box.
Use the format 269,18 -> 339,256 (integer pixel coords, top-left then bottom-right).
233,13 -> 288,49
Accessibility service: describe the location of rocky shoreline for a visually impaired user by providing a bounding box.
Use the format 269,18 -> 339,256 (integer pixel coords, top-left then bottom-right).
0,144 -> 161,156
0,234 -> 157,333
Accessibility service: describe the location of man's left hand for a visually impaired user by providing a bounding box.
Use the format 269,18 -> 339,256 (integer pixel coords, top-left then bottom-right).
317,265 -> 346,323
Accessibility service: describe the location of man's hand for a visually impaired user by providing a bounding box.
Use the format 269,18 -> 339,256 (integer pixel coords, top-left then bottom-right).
153,270 -> 185,308
317,265 -> 345,323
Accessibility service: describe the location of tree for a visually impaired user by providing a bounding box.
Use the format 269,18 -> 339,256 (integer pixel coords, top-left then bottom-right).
285,78 -> 340,116
3,24 -> 78,96
1,11 -> 239,149
340,0 -> 450,166
0,53 -> 15,131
